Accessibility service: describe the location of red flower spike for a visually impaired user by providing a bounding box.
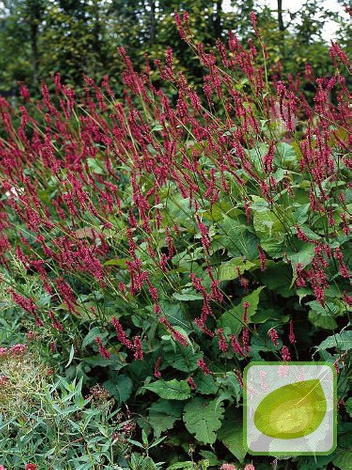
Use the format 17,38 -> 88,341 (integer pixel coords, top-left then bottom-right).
197,359 -> 212,375
268,328 -> 279,347
95,336 -> 111,360
187,376 -> 197,390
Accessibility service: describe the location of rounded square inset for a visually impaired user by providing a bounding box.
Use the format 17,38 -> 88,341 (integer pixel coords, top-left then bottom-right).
243,362 -> 337,456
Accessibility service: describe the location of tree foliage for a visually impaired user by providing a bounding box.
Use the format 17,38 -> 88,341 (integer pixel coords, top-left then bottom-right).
0,0 -> 349,94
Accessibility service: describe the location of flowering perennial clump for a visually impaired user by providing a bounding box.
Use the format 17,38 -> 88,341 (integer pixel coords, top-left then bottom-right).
0,11 -> 350,468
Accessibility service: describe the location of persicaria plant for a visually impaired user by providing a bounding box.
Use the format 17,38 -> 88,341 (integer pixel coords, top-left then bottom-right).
0,11 -> 350,468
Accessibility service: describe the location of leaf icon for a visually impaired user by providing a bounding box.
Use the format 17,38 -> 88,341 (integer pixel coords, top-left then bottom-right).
254,379 -> 327,439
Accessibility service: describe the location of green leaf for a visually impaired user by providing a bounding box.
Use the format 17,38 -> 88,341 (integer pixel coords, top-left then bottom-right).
297,287 -> 312,304
275,142 -> 299,169
251,307 -> 288,324
293,225 -> 321,241
218,215 -> 259,260
219,286 -> 265,335
216,372 -> 242,405
256,261 -> 294,297
167,463 -> 195,470
172,290 -> 204,301
252,207 -> 280,235
143,379 -> 191,400
307,301 -> 342,330
260,239 -> 285,258
104,374 -> 133,404
183,397 -> 224,445
308,311 -> 337,330
316,330 -> 352,352
65,344 -> 75,368
250,197 -> 288,257
333,448 -> 352,470
194,372 -> 219,395
345,398 -> 352,418
140,456 -> 159,470
148,399 -> 184,437
87,157 -> 104,174
164,344 -> 202,372
293,203 -> 310,225
217,408 -> 247,463
287,243 -> 316,269
84,353 -> 126,370
199,451 -> 221,467
218,257 -> 256,281
246,143 -> 268,170
103,258 -> 128,268
82,327 -> 105,350
159,300 -> 191,333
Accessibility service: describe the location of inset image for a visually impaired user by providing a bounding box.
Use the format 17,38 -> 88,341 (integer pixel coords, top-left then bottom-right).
244,362 -> 337,456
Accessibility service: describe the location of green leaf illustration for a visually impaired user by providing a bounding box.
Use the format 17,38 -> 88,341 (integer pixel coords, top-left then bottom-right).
254,379 -> 327,439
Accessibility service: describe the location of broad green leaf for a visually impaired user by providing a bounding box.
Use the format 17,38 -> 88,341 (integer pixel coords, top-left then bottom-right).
172,290 -> 204,301
250,332 -> 282,360
307,301 -> 343,330
260,239 -> 285,258
293,225 -> 321,241
164,344 -> 202,372
140,456 -> 159,470
103,258 -> 128,268
199,451 -> 221,467
253,207 -> 281,236
297,287 -> 313,304
84,353 -> 126,370
218,215 -> 259,260
104,374 -> 133,404
316,330 -> 352,352
148,399 -> 184,437
250,197 -> 287,257
172,247 -> 204,265
217,407 -> 247,463
194,372 -> 219,395
159,300 -> 191,333
333,448 -> 352,470
293,203 -> 310,225
183,397 -> 224,444
143,379 -> 191,400
216,372 -> 242,405
308,311 -> 337,329
256,262 -> 294,297
218,257 -> 256,281
254,379 -> 327,439
275,142 -> 299,169
87,158 -> 104,174
345,398 -> 352,418
246,143 -> 268,171
203,202 -> 241,222
273,167 -> 287,183
218,286 -> 265,335
251,307 -> 288,324
287,243 -> 315,269
82,327 -> 104,349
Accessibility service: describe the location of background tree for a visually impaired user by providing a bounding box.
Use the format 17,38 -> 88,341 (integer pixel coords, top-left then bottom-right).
0,0 -> 349,95
0,0 -> 46,93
